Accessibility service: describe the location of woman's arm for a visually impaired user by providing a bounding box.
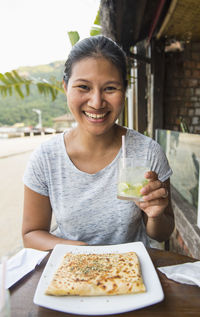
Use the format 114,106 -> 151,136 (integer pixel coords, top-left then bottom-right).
22,185 -> 87,250
138,172 -> 174,242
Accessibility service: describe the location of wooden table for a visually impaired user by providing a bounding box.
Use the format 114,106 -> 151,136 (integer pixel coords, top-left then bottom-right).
10,248 -> 200,317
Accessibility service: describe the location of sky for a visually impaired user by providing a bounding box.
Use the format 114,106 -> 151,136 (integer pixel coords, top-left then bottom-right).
0,0 -> 100,73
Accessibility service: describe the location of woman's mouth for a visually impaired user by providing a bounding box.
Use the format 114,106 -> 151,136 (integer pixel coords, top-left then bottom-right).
84,111 -> 109,121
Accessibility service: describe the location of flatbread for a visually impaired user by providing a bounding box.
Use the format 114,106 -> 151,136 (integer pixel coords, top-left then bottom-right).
45,251 -> 146,296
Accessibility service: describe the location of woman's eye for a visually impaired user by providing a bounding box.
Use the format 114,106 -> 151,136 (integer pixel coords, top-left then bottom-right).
105,86 -> 117,91
78,85 -> 89,90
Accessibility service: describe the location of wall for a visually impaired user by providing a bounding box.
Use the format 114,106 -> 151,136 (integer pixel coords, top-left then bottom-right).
164,42 -> 200,133
170,186 -> 200,260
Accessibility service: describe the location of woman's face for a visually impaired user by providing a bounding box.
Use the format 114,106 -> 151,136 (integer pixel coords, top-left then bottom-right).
64,57 -> 125,137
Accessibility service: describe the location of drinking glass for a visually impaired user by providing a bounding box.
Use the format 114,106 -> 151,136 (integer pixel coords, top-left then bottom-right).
117,158 -> 150,201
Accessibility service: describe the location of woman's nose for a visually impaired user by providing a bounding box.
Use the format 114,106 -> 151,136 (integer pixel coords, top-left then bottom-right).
88,90 -> 104,109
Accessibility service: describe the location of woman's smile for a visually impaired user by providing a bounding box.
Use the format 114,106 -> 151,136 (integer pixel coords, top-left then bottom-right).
83,110 -> 110,122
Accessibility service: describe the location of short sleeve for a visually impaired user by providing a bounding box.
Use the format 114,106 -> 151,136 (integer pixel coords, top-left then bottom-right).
148,140 -> 173,182
23,145 -> 49,196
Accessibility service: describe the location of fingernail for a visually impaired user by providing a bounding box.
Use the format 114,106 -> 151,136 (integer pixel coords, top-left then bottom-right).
140,188 -> 146,194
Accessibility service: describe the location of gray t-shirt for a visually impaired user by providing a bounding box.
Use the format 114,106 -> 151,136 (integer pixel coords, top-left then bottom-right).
23,128 -> 172,247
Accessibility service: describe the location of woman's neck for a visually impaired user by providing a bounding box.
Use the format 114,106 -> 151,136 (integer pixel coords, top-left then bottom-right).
64,124 -> 126,174
69,124 -> 124,153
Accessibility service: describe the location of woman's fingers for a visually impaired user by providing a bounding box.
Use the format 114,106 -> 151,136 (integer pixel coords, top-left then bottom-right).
140,171 -> 168,200
145,171 -> 157,180
142,186 -> 168,202
139,196 -> 168,209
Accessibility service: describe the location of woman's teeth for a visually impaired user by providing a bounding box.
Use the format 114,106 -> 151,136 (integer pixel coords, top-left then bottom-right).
84,111 -> 107,119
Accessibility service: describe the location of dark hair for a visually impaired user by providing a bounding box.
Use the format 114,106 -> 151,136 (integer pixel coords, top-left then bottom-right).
63,35 -> 128,89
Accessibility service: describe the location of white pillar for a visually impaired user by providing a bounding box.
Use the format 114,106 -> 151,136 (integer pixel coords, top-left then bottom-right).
128,70 -> 133,129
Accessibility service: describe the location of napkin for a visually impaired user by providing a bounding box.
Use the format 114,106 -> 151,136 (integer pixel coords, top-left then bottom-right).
158,261 -> 200,286
0,248 -> 48,289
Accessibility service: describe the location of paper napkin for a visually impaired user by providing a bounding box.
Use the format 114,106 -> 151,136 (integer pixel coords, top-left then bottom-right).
0,248 -> 48,289
158,261 -> 200,286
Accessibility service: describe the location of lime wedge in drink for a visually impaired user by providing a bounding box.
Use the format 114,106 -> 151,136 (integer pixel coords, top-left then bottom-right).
118,182 -> 131,192
118,180 -> 149,198
123,183 -> 143,197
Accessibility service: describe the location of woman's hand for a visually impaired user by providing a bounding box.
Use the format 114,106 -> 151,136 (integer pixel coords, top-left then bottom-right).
134,171 -> 174,242
137,171 -> 169,218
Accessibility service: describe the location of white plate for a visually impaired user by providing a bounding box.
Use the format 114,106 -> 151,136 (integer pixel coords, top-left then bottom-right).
33,242 -> 164,315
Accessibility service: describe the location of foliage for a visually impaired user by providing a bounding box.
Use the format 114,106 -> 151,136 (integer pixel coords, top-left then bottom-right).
0,70 -> 31,98
67,11 -> 101,46
68,31 -> 80,46
0,61 -> 68,127
90,10 -> 101,36
0,70 -> 64,101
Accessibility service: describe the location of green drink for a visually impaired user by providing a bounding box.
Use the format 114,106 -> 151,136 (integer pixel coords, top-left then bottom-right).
117,158 -> 150,201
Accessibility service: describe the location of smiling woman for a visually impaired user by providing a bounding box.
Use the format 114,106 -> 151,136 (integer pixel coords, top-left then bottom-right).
22,35 -> 174,251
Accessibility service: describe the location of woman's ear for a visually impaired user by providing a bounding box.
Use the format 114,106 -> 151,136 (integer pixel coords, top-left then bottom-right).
62,80 -> 67,94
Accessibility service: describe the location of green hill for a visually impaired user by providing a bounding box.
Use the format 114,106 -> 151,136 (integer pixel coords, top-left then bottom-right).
0,60 -> 69,127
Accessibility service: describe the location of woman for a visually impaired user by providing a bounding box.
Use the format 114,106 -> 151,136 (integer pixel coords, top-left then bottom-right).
22,35 -> 174,250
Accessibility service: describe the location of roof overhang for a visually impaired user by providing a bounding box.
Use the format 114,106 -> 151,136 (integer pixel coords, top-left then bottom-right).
100,0 -> 200,53
157,0 -> 200,43
100,0 -> 171,53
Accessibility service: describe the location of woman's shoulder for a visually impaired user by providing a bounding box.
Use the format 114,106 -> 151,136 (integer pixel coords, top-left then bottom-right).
30,132 -> 65,160
125,128 -> 162,155
126,128 -> 154,144
41,132 -> 63,147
